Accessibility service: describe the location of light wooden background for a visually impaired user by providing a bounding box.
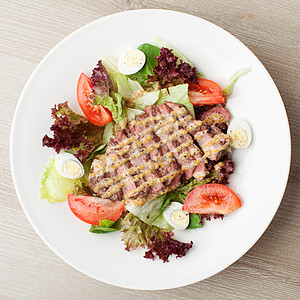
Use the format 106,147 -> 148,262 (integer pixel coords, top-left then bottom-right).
1,0 -> 299,299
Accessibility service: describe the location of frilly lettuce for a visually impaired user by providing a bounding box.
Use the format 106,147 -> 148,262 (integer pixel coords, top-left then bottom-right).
93,92 -> 124,124
91,60 -> 114,97
121,213 -> 193,262
42,102 -> 104,162
147,47 -> 197,86
152,36 -> 195,68
121,213 -> 154,250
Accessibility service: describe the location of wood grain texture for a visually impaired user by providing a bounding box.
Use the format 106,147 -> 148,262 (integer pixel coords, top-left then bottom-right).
1,0 -> 299,299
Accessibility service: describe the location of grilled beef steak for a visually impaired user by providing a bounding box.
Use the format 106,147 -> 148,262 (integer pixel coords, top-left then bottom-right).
89,102 -> 230,206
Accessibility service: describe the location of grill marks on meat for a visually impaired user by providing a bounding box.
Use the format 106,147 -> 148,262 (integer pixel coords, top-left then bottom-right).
192,124 -> 230,161
197,105 -> 231,125
89,103 -> 230,206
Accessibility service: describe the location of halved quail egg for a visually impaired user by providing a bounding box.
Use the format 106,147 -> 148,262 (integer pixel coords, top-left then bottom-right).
227,119 -> 252,149
55,153 -> 84,179
163,202 -> 189,230
117,49 -> 146,75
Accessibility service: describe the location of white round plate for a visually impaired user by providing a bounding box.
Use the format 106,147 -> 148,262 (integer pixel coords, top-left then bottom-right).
10,9 -> 291,290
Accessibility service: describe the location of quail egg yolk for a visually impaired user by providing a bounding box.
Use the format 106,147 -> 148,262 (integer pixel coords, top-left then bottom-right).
63,160 -> 83,179
124,49 -> 144,67
229,128 -> 248,149
170,210 -> 189,229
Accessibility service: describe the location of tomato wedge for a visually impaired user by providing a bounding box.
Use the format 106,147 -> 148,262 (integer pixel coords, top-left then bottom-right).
182,184 -> 241,215
68,194 -> 124,225
77,73 -> 113,126
188,78 -> 224,106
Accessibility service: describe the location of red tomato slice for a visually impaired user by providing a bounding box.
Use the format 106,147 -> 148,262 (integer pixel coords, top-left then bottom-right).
77,73 -> 113,126
182,184 -> 241,215
188,78 -> 224,106
68,194 -> 124,225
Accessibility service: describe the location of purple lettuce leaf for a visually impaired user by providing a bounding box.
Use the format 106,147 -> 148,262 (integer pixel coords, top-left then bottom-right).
147,47 -> 198,86
199,214 -> 224,225
42,101 -> 103,162
91,60 -> 114,97
207,154 -> 234,185
144,229 -> 193,263
121,213 -> 193,263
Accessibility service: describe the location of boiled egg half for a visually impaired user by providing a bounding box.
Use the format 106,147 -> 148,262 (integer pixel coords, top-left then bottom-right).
55,153 -> 84,179
227,119 -> 252,149
163,202 -> 189,230
117,49 -> 146,75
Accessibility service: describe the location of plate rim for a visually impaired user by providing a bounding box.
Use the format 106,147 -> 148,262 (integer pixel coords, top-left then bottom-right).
10,8 -> 291,290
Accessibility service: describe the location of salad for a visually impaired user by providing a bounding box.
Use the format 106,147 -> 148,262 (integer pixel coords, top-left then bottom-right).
40,38 -> 251,262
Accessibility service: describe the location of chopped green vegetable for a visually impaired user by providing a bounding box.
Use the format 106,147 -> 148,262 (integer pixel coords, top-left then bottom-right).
89,219 -> 121,234
222,67 -> 251,96
40,159 -> 86,203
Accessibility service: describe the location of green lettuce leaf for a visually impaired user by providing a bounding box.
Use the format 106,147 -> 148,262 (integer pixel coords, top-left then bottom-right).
159,192 -> 179,213
128,43 -> 161,85
88,121 -> 115,159
187,214 -> 202,229
40,159 -> 87,203
197,71 -> 206,79
124,107 -> 144,121
222,67 -> 251,96
134,90 -> 160,110
156,84 -> 195,118
89,219 -> 121,234
121,213 -> 155,250
151,214 -> 173,231
121,213 -> 193,262
126,194 -> 167,225
93,92 -> 124,124
101,58 -> 143,99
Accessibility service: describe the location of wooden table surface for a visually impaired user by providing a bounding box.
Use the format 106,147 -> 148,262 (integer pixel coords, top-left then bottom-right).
1,0 -> 299,299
